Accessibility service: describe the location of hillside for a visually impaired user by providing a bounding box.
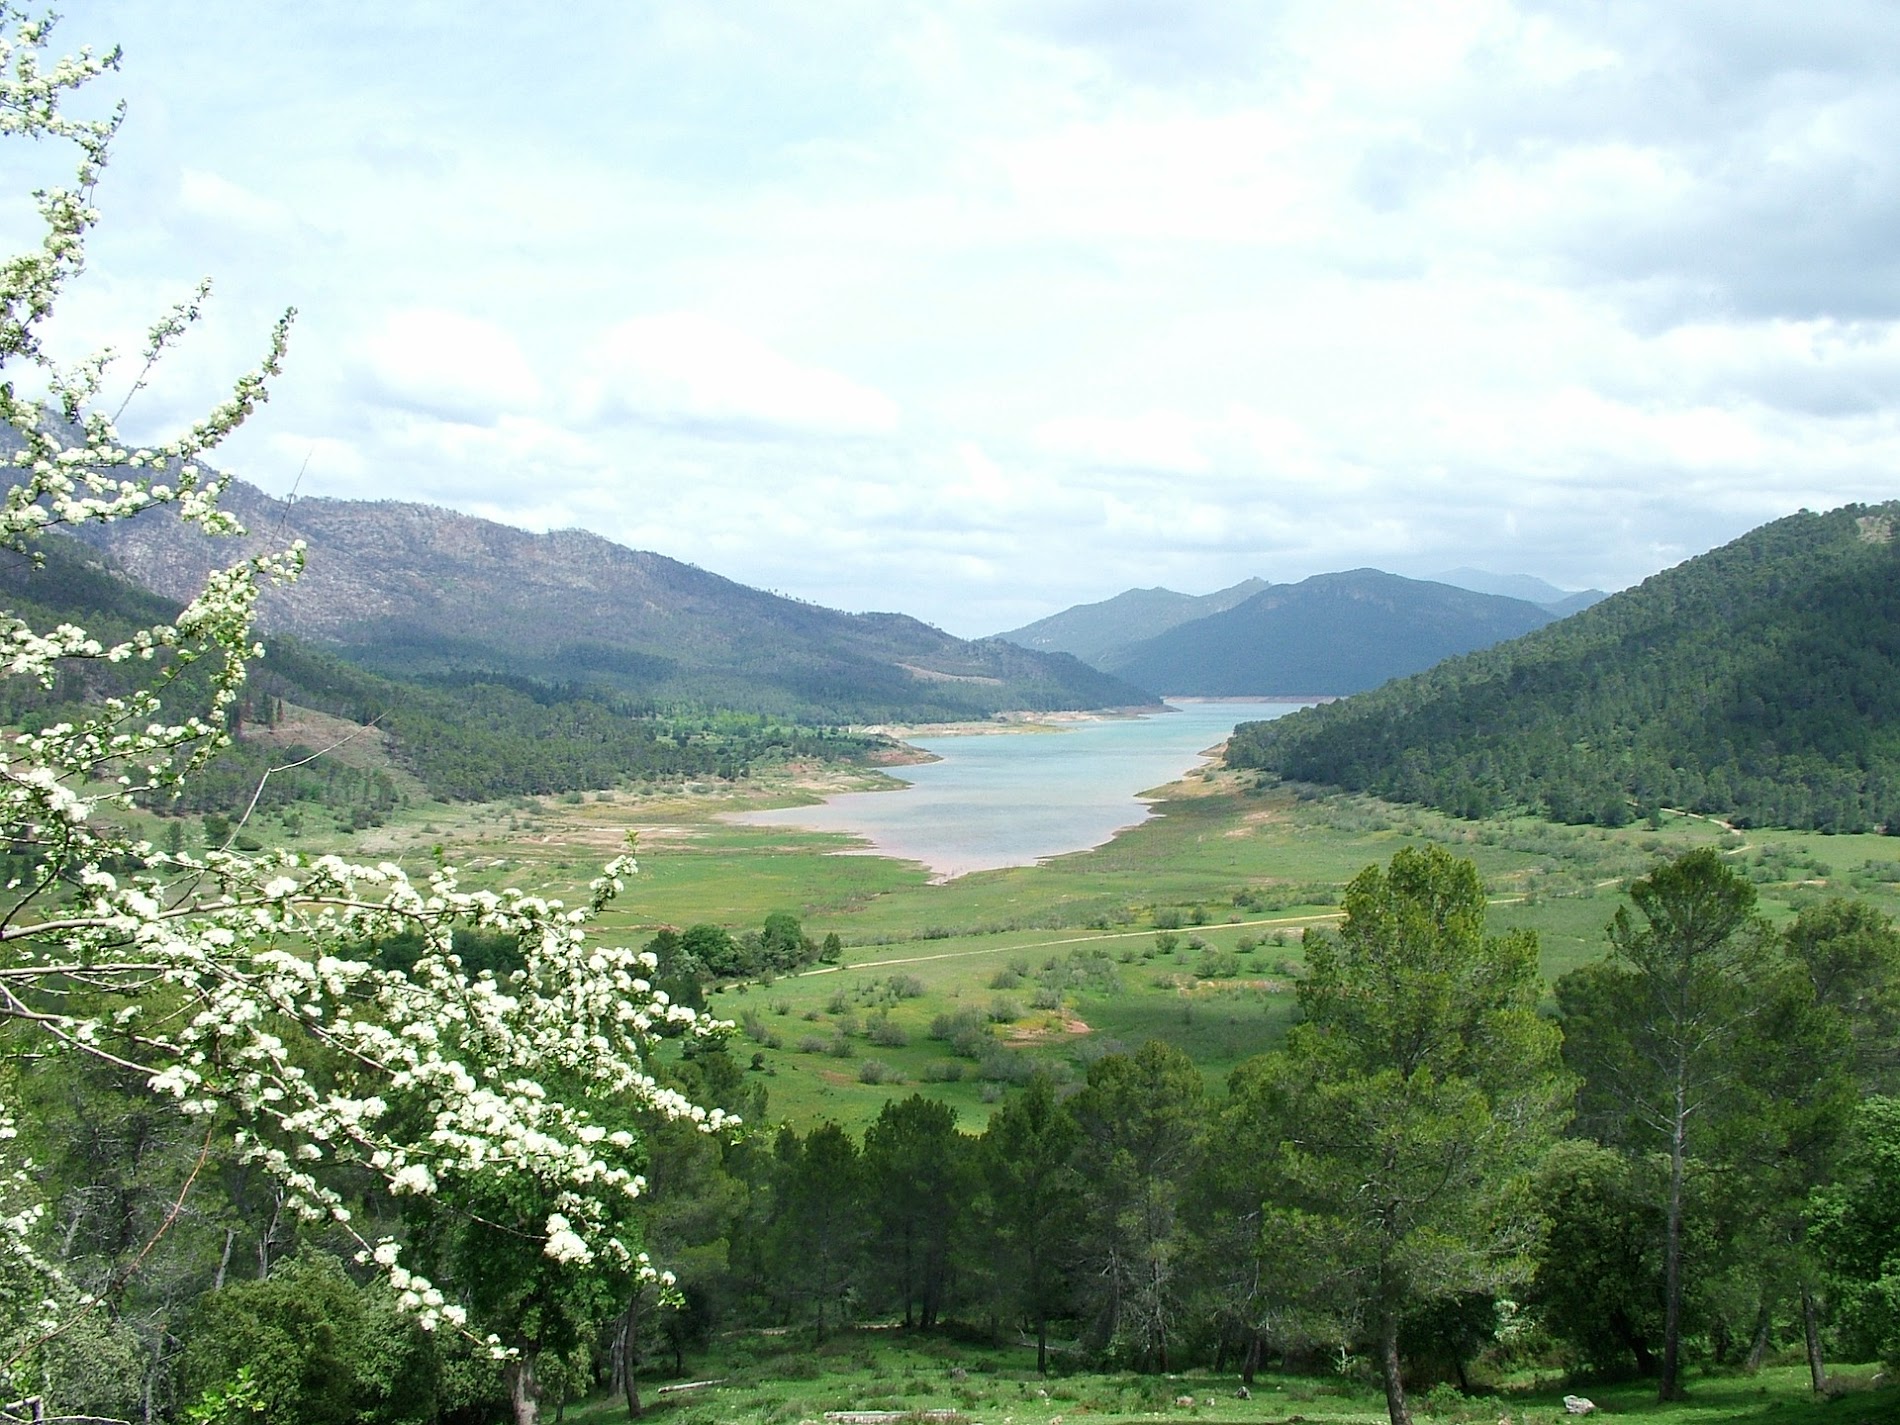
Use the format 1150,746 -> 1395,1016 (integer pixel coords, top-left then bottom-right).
1109,569 -> 1559,696
0,533 -> 894,814
996,578 -> 1267,667
1226,504 -> 1900,832
63,478 -> 1156,723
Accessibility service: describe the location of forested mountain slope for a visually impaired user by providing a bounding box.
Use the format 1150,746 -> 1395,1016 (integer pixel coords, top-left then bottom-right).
0,534 -> 891,812
62,477 -> 1155,722
1226,504 -> 1900,832
1111,569 -> 1558,696
996,578 -> 1267,667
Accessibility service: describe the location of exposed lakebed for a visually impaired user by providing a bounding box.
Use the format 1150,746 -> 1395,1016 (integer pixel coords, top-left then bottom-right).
735,699 -> 1312,879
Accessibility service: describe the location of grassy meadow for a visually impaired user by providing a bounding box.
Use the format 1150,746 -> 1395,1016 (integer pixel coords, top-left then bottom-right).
552,1329 -> 1900,1425
231,746 -> 1900,1134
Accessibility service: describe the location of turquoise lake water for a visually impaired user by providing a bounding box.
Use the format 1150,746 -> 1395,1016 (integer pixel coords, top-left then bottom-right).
735,699 -> 1311,880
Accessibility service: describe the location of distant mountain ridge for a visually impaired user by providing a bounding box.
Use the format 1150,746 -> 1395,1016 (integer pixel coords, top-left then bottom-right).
999,570 -> 1560,696
997,579 -> 1268,668
1431,567 -> 1607,615
59,478 -> 1157,723
1108,571 -> 1558,696
1227,503 -> 1900,832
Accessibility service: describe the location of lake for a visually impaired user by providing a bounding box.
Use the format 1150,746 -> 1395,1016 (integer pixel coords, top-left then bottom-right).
735,699 -> 1312,879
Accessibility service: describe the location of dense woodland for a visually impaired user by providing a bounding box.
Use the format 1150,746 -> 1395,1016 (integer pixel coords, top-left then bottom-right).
15,852 -> 1900,1424
1227,505 -> 1900,832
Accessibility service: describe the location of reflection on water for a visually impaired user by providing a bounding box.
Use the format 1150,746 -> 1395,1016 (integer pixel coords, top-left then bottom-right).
734,699 -> 1310,880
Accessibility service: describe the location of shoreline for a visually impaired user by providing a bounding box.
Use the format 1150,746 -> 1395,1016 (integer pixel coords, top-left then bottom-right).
749,698 -> 1309,881
859,695 -> 1328,744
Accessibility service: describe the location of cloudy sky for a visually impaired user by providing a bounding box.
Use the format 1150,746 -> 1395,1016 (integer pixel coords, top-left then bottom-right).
16,1 -> 1900,636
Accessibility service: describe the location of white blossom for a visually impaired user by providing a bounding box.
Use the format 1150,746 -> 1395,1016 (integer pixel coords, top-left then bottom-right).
0,6 -> 731,1360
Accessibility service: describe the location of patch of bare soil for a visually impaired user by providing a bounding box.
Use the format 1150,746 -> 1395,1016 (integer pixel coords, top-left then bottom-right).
1229,805 -> 1291,836
1005,1014 -> 1092,1043
894,663 -> 1004,685
241,708 -> 428,795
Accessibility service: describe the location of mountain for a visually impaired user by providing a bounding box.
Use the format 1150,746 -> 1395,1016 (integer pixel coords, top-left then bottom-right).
995,578 -> 1267,668
1107,570 -> 1560,696
61,479 -> 1158,723
0,531 -> 914,810
1227,504 -> 1900,832
1432,567 -> 1608,612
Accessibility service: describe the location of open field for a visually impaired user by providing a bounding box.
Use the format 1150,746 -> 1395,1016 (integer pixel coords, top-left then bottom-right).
556,1330 -> 1899,1425
221,752 -> 1900,1134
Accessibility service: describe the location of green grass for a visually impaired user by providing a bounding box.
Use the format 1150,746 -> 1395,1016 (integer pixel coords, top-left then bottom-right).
551,1330 -> 1899,1425
309,766 -> 1900,1134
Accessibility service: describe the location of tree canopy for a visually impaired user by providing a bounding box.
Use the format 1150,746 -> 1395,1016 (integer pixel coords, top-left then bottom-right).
1226,506 -> 1900,833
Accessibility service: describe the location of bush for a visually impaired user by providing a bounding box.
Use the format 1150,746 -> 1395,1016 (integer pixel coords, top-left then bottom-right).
977,1046 -> 1034,1083
930,1007 -> 988,1041
178,1254 -> 440,1425
952,1024 -> 992,1058
867,1014 -> 909,1048
1194,949 -> 1241,979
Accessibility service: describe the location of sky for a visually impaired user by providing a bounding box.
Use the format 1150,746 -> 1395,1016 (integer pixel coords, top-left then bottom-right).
12,1 -> 1900,637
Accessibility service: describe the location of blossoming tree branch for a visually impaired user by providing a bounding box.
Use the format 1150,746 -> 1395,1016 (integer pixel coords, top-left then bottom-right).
0,8 -> 728,1410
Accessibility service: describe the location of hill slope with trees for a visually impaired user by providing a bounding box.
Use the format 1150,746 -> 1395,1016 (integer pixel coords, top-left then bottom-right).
1226,504 -> 1900,831
1110,569 -> 1558,696
53,474 -> 1156,723
0,534 -> 895,817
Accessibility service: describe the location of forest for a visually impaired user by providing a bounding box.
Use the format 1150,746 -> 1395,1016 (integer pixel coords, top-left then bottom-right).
14,849 -> 1899,1425
1225,505 -> 1900,834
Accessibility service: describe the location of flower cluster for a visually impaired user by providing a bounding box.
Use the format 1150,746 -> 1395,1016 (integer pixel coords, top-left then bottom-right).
0,4 -> 730,1360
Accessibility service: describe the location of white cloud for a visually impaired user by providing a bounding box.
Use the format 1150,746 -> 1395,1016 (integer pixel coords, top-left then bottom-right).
1033,410 -> 1212,473
176,168 -> 298,235
48,0 -> 1900,637
261,432 -> 367,486
574,313 -> 900,438
357,309 -> 543,426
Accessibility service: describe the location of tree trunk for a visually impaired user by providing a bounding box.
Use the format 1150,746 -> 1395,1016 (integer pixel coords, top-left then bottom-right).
1036,1313 -> 1048,1376
1242,1333 -> 1262,1386
1379,1304 -> 1412,1425
1659,1071 -> 1690,1402
213,1228 -> 235,1292
612,1298 -> 643,1419
1744,1297 -> 1773,1372
506,1352 -> 542,1425
1801,1285 -> 1828,1395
